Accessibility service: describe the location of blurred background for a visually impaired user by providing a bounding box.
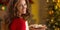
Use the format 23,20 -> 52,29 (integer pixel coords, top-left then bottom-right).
0,0 -> 60,30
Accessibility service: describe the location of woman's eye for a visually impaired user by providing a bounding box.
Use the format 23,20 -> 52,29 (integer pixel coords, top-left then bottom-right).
19,5 -> 22,7
18,4 -> 27,8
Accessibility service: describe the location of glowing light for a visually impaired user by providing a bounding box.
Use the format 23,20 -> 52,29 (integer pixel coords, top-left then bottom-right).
57,0 -> 60,7
49,10 -> 54,15
55,5 -> 58,10
46,0 -> 49,2
53,0 -> 54,2
58,0 -> 60,3
2,6 -> 5,11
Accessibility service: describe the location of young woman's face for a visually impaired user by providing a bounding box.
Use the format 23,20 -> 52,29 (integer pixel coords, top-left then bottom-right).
17,0 -> 27,14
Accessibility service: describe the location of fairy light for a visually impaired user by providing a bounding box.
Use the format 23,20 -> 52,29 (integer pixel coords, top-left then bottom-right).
2,6 -> 5,11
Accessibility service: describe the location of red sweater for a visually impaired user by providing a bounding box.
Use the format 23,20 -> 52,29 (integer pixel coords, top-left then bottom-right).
10,18 -> 26,30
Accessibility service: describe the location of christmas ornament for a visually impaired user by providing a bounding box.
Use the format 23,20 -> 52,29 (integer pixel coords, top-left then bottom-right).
49,10 -> 54,15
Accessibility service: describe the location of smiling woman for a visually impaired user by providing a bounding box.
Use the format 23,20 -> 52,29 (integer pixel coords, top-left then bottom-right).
8,0 -> 29,30
6,0 -> 33,30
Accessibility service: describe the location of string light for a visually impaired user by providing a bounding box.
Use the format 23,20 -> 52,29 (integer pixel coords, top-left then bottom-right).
2,6 -> 5,11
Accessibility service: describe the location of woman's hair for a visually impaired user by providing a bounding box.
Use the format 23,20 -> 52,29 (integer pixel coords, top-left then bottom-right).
8,0 -> 30,20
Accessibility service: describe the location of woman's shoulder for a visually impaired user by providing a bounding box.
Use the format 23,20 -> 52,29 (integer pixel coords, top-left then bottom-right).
13,17 -> 25,23
12,17 -> 19,19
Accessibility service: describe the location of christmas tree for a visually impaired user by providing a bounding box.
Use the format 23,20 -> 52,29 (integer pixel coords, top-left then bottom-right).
46,0 -> 60,30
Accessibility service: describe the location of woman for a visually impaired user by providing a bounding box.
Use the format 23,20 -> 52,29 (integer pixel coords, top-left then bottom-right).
8,0 -> 33,30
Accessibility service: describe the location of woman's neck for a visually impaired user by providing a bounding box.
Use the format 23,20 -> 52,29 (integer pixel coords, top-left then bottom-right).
18,13 -> 23,18
20,16 -> 23,18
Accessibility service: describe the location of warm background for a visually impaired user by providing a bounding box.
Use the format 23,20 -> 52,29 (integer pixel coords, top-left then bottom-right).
0,0 -> 60,30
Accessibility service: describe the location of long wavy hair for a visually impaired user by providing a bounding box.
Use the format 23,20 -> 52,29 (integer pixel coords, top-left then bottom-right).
6,0 -> 31,30
7,0 -> 30,20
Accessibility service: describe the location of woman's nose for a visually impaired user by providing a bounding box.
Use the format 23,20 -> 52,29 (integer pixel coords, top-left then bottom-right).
22,5 -> 27,9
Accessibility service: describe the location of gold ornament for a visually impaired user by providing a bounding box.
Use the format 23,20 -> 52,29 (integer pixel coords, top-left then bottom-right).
55,22 -> 58,25
49,10 -> 54,15
55,5 -> 58,10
